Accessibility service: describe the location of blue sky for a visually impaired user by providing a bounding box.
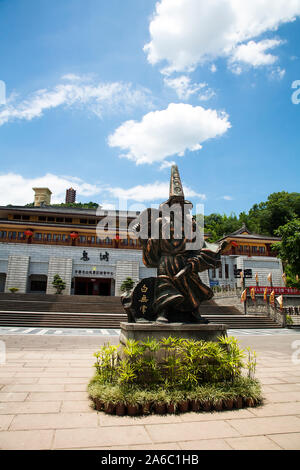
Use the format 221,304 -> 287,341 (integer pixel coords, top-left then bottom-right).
0,0 -> 299,217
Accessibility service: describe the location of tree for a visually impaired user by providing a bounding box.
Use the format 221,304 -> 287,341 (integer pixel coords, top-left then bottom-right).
52,274 -> 66,294
120,277 -> 135,294
273,218 -> 300,287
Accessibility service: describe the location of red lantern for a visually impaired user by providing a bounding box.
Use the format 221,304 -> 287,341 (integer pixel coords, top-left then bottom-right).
231,241 -> 238,247
24,230 -> 33,237
115,234 -> 120,241
70,232 -> 79,239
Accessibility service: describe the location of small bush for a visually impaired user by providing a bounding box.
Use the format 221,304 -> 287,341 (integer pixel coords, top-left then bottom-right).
88,336 -> 263,413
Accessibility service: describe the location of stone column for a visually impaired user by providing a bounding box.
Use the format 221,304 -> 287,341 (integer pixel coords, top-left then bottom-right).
115,260 -> 139,296
46,257 -> 73,295
5,255 -> 30,293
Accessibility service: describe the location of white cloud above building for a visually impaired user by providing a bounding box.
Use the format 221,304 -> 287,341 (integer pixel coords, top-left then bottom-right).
108,103 -> 231,165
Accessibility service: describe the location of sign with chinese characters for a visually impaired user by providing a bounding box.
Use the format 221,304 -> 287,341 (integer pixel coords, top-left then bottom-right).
131,277 -> 157,322
74,269 -> 114,277
249,286 -> 300,295
100,252 -> 109,262
234,268 -> 252,279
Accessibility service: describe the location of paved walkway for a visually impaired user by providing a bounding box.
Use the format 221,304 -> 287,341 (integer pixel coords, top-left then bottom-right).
0,334 -> 300,450
0,326 -> 299,337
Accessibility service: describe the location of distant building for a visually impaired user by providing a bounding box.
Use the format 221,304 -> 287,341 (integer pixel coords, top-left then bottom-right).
65,188 -> 76,204
209,224 -> 284,288
32,188 -> 52,207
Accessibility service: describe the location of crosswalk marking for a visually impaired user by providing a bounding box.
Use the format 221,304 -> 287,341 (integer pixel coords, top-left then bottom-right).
54,330 -> 63,335
9,328 -> 19,332
100,329 -> 109,335
36,329 -> 48,335
22,328 -> 35,334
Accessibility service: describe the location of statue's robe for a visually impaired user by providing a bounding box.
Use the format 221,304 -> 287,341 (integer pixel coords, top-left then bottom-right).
141,236 -> 221,316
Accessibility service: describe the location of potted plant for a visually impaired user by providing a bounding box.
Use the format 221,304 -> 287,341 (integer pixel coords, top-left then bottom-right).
286,315 -> 293,328
8,287 -> 19,293
120,277 -> 135,295
52,274 -> 66,294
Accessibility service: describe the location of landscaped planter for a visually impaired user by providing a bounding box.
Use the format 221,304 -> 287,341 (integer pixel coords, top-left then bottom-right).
127,404 -> 140,416
154,403 -> 167,414
178,400 -> 190,413
224,398 -> 234,410
190,400 -> 201,412
234,397 -> 243,409
115,403 -> 126,416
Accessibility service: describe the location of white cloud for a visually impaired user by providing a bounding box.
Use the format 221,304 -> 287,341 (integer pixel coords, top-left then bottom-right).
229,39 -> 283,68
163,75 -> 206,100
222,195 -> 233,200
108,103 -> 231,165
0,172 -> 206,206
144,0 -> 300,74
210,64 -> 217,73
0,76 -> 152,126
0,173 -> 101,206
164,75 -> 215,101
269,66 -> 286,80
105,181 -> 206,202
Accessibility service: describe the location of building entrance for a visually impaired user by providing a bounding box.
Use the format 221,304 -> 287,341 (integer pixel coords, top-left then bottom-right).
74,277 -> 112,296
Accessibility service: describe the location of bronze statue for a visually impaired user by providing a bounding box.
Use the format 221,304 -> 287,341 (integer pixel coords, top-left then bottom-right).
122,165 -> 225,324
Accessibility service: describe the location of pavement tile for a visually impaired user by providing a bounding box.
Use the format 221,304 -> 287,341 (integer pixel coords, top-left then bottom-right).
265,383 -> 300,392
64,384 -> 88,392
179,409 -> 255,422
10,412 -> 98,430
0,393 -> 28,402
60,400 -> 95,413
145,420 -> 240,443
99,413 -> 183,427
179,439 -> 232,450
229,416 -> 300,436
1,384 -> 65,393
267,433 -> 300,450
225,436 -> 282,450
27,392 -> 87,401
0,415 -> 14,431
0,430 -> 54,450
263,391 -> 300,403
249,402 -> 300,417
53,426 -> 152,449
38,377 -> 87,384
0,402 -> 61,415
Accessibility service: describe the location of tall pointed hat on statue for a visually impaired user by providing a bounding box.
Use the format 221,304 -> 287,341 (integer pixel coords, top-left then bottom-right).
160,164 -> 192,208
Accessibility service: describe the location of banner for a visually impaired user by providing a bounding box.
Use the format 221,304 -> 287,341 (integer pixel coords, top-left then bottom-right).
241,289 -> 247,303
250,287 -> 255,301
269,290 -> 275,305
276,295 -> 283,310
249,286 -> 300,295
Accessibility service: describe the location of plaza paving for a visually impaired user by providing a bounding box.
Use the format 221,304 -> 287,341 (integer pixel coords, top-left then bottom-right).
0,332 -> 300,450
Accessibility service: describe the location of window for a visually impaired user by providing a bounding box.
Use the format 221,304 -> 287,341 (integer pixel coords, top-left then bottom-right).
46,233 -> 52,241
80,219 -> 88,224
225,264 -> 229,279
252,246 -> 258,254
65,218 -> 72,223
13,214 -> 21,220
259,246 -> 265,254
91,236 -> 95,244
47,217 -> 55,222
18,232 -> 24,240
88,219 -> 96,225
96,237 -> 102,244
79,236 -> 86,243
105,237 -> 112,245
56,217 -> 64,223
34,233 -> 42,240
38,216 -> 46,221
53,234 -> 61,242
62,234 -> 67,242
22,215 -> 30,221
218,267 -> 222,278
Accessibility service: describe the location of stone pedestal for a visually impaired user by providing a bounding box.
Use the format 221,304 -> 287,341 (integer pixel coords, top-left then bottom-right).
119,322 -> 228,346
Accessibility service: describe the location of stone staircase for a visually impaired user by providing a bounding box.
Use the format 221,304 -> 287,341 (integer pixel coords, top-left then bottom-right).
0,293 -> 281,329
